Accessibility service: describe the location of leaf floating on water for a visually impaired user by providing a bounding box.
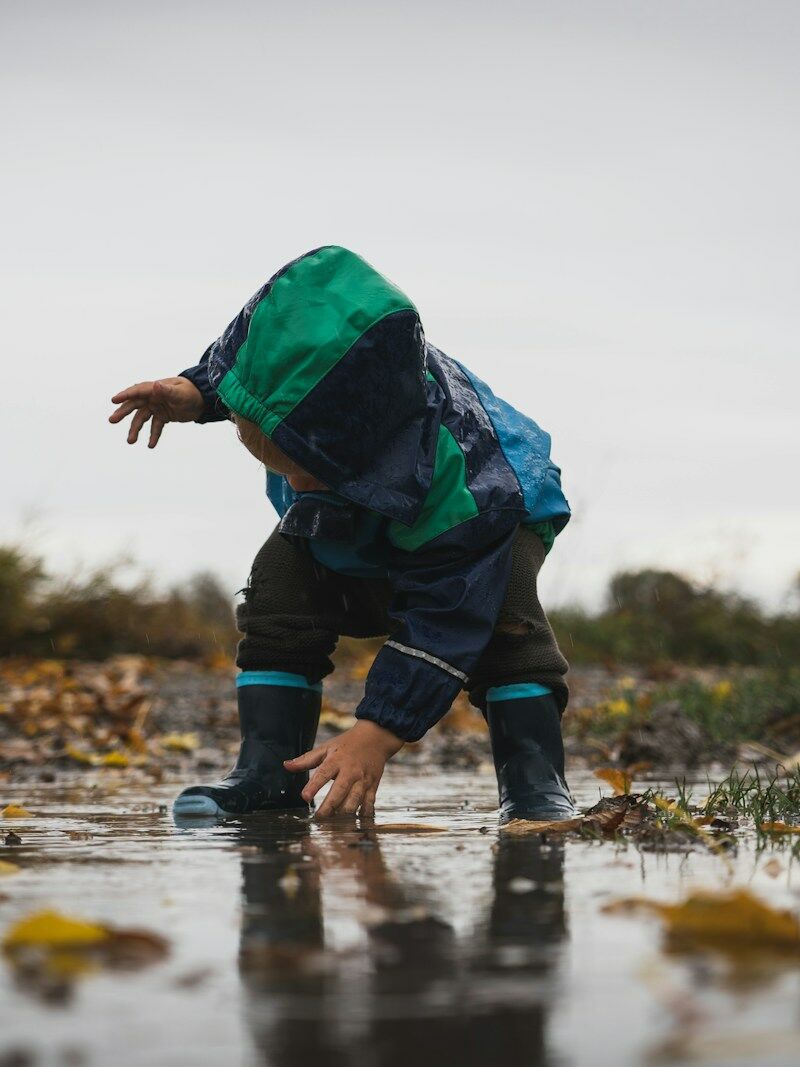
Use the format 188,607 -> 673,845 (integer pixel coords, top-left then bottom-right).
373,823 -> 449,834
3,909 -> 169,986
1,804 -> 33,819
501,816 -> 584,835
603,889 -> 800,955
763,858 -> 783,879
0,860 -> 20,876
4,910 -> 109,950
760,821 -> 800,835
594,768 -> 632,796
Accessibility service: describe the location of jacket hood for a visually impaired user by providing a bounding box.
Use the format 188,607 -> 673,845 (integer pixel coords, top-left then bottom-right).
208,246 -> 439,526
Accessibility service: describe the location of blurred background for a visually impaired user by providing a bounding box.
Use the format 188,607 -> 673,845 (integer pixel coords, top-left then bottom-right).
0,0 -> 798,661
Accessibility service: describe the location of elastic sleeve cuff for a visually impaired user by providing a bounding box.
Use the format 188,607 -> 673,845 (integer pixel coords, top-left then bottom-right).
355,644 -> 464,742
179,366 -> 229,424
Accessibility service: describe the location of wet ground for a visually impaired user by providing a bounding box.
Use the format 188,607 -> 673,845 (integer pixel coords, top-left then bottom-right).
2,767 -> 800,1067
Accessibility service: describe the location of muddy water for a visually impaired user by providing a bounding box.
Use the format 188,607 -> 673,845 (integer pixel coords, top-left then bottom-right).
1,767 -> 800,1067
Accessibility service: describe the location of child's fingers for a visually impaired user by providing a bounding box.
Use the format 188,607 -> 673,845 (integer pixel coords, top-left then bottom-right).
285,745 -> 328,771
339,782 -> 365,816
111,383 -> 154,404
315,775 -> 356,819
108,401 -> 141,424
360,787 -> 377,818
301,763 -> 336,803
148,418 -> 166,449
127,407 -> 152,444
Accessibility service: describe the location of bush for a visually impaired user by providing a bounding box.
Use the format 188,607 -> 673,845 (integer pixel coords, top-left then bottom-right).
551,568 -> 800,668
0,545 -> 237,661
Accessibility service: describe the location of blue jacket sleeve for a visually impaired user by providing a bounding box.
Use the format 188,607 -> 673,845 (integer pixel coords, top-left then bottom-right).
179,344 -> 230,424
354,523 -> 517,742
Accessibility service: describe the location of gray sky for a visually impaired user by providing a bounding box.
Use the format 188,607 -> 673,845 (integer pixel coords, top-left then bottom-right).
1,0 -> 798,609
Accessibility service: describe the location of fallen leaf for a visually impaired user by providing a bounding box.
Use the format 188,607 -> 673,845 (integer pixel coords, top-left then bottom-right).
603,889 -> 800,955
98,751 -> 129,767
583,795 -> 642,833
1,805 -> 33,819
3,910 -> 109,950
594,768 -> 631,796
501,816 -> 584,835
373,823 -> 449,834
103,928 -> 169,969
0,860 -> 20,876
64,744 -> 95,765
3,909 -> 169,982
763,858 -> 783,879
159,732 -> 199,753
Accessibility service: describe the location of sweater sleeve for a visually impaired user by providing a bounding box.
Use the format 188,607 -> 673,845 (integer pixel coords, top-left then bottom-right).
354,524 -> 516,742
179,344 -> 230,424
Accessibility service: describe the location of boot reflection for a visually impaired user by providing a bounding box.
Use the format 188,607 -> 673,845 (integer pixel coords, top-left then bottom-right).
478,836 -> 567,1065
237,820 -> 567,1067
235,816 -> 337,1064
363,836 -> 566,1067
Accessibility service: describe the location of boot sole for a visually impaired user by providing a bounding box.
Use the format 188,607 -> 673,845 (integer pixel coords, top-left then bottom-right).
173,794 -> 225,818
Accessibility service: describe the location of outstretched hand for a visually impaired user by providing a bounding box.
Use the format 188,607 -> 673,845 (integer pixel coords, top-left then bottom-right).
109,377 -> 205,448
285,720 -> 404,819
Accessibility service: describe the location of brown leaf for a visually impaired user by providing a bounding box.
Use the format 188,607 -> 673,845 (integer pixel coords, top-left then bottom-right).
373,823 -> 449,834
500,816 -> 584,835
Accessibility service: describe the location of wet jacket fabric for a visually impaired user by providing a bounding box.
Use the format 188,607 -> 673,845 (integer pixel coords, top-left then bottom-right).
180,246 -> 570,741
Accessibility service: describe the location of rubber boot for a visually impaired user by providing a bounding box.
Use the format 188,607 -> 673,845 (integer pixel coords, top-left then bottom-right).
486,684 -> 578,823
173,673 -> 322,818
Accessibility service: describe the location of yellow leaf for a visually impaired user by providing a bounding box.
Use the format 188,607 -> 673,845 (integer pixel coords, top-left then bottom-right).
594,768 -> 632,796
0,861 -> 20,876
99,751 -> 129,767
3,909 -> 110,950
760,821 -> 800,835
603,889 -> 800,954
1,804 -> 33,819
65,744 -> 94,765
601,698 -> 630,717
159,732 -> 199,752
711,680 -> 733,702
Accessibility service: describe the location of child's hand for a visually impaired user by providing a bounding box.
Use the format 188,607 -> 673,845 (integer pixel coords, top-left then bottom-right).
109,377 -> 205,448
284,720 -> 404,819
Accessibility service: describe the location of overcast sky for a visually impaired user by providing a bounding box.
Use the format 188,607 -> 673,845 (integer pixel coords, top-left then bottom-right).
1,0 -> 798,610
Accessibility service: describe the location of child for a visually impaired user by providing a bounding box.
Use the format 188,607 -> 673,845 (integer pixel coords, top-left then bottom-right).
109,246 -> 574,822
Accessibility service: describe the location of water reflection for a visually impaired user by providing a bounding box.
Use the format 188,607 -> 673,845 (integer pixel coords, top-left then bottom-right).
235,818 -> 567,1066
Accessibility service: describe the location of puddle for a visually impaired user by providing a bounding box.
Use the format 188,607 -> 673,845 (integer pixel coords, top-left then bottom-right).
1,768 -> 799,1066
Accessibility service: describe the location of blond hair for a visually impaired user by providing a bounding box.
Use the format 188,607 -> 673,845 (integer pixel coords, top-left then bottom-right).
234,415 -> 300,477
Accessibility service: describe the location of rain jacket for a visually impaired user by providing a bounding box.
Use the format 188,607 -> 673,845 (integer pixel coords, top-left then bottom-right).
180,246 -> 570,741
